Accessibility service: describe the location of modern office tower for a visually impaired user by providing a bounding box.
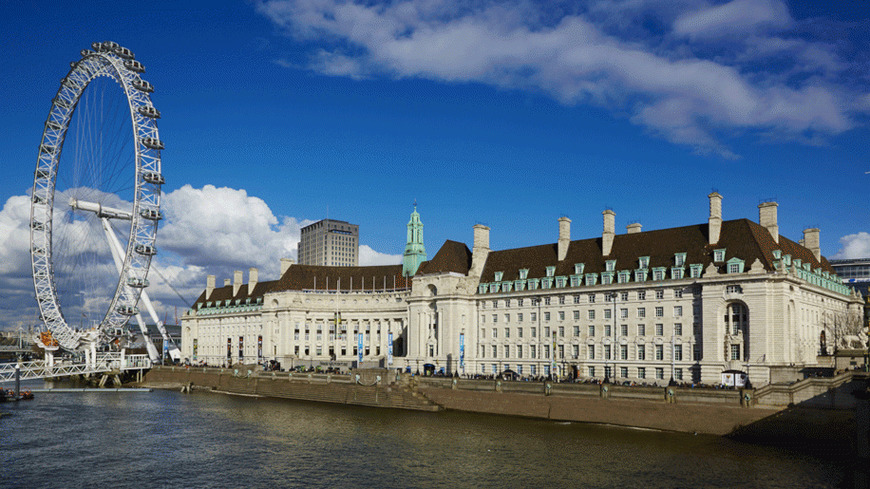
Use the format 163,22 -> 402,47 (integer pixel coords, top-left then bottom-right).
297,219 -> 359,267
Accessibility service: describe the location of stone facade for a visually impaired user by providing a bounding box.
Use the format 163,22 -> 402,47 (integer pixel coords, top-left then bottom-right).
181,195 -> 863,386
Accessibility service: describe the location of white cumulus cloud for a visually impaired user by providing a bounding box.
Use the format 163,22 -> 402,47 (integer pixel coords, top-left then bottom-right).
255,0 -> 867,157
833,232 -> 870,260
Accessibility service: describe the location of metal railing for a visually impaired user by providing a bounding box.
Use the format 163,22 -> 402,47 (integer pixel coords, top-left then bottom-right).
0,352 -> 151,383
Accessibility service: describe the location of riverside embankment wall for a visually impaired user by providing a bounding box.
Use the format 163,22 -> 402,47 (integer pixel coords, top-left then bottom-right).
143,367 -> 865,436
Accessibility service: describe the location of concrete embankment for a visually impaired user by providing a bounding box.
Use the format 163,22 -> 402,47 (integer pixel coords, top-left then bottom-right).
143,367 -> 866,450
143,366 -> 439,412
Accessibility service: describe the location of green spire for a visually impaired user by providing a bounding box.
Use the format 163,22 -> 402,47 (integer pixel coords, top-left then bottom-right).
402,203 -> 427,277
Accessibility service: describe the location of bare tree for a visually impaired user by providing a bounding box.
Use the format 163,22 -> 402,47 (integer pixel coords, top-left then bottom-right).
824,310 -> 866,352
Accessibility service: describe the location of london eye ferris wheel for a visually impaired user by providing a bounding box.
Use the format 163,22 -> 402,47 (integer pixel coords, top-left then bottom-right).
30,41 -> 173,360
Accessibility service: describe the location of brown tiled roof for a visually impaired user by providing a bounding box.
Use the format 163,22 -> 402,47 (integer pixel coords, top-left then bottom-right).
480,218 -> 834,282
191,280 -> 277,307
418,240 -> 472,275
272,264 -> 411,292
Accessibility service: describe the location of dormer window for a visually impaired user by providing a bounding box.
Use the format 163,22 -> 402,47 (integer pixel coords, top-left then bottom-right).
514,280 -> 526,291
783,254 -> 792,266
674,252 -> 686,267
601,272 -> 614,285
574,263 -> 585,275
478,284 -> 487,294
570,275 -> 580,287
713,249 -> 726,262
726,257 -> 745,274
639,256 -> 650,269
605,260 -> 616,272
690,264 -> 703,278
794,258 -> 802,268
772,250 -> 782,260
671,268 -> 684,280
494,271 -> 504,282
585,273 -> 598,286
634,269 -> 647,282
501,282 -> 513,292
489,283 -> 500,293
618,271 -> 630,283
529,278 -> 540,290
542,277 -> 553,289
652,267 -> 666,281
555,276 -> 567,288
546,266 -> 556,277
519,268 -> 529,280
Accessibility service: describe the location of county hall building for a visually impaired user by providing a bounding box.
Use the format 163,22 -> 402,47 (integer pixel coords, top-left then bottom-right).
180,194 -> 863,387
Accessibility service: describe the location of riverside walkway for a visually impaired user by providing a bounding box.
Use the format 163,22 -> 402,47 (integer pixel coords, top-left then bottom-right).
0,352 -> 151,383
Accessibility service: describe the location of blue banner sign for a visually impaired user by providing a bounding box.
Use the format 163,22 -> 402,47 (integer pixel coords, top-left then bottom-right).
388,332 -> 393,366
358,333 -> 364,364
459,333 -> 465,369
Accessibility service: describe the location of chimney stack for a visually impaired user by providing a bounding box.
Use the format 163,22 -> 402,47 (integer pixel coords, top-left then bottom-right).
280,258 -> 294,275
206,275 -> 215,300
803,228 -> 821,262
602,210 -> 615,256
233,270 -> 243,295
248,268 -> 258,295
224,278 -> 231,286
470,224 -> 490,276
708,192 -> 722,245
759,201 -> 779,243
558,217 -> 571,261
626,222 -> 642,234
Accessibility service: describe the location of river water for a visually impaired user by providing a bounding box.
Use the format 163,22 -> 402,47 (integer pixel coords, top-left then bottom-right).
0,383 -> 853,488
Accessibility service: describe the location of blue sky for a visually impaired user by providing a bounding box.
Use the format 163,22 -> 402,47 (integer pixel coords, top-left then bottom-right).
0,0 -> 868,329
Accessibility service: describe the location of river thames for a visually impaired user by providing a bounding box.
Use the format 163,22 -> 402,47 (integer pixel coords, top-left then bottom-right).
0,384 -> 854,488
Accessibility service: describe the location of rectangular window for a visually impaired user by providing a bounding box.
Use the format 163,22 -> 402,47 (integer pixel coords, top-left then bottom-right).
604,325 -> 612,336
518,327 -> 524,338
604,345 -> 612,360
656,323 -> 664,336
544,297 -> 551,305
674,289 -> 683,298
558,326 -> 565,337
674,345 -> 683,361
558,311 -> 565,321
674,306 -> 682,317
544,327 -> 550,337
637,308 -> 646,318
674,323 -> 683,336
604,309 -> 612,319
637,291 -> 646,300
655,307 -> 664,318
530,312 -> 537,322
504,345 -> 510,357
587,346 -> 595,360
505,314 -> 510,323
480,328 -> 486,339
675,368 -> 683,381
655,344 -> 664,360
656,290 -> 664,300
588,325 -> 595,336
620,344 -> 628,360
620,308 -> 628,319
531,327 -> 537,337
544,312 -> 551,322
544,345 -> 550,359
492,328 -> 498,338
573,295 -> 581,304
518,313 -> 524,322
531,346 -> 537,359
638,367 -> 646,379
694,345 -> 702,361
573,326 -> 580,336
492,345 -> 497,357
620,366 -> 628,378
728,263 -> 741,274
620,324 -> 628,336
559,295 -> 566,305
572,344 -> 579,358
558,345 -> 564,359
517,345 -> 523,358
638,324 -> 646,336
588,366 -> 595,377
656,368 -> 664,379
588,310 -> 595,320
731,344 -> 741,360
493,300 -> 499,308
588,294 -> 596,303
530,365 -> 536,376
505,328 -> 510,338
518,299 -> 524,307
637,344 -> 646,360
493,314 -> 498,323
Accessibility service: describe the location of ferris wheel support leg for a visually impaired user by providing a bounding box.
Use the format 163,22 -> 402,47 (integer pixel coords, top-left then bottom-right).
101,217 -> 160,363
46,350 -> 54,368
